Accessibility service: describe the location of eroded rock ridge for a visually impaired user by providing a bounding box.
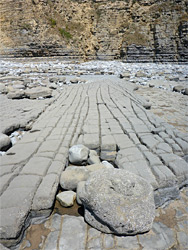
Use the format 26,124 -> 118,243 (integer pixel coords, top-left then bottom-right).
0,0 -> 188,61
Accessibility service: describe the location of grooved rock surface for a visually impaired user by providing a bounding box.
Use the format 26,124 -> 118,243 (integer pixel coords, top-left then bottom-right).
0,64 -> 187,247
0,0 -> 187,61
77,169 -> 155,235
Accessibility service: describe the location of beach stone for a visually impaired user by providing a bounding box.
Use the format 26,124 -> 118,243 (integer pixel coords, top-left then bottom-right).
25,87 -> 52,99
184,88 -> 188,95
119,72 -> 130,79
135,71 -> 147,77
149,83 -> 155,88
60,166 -> 89,190
7,90 -> 25,99
0,133 -> 11,151
70,78 -> 79,84
143,102 -> 152,110
102,161 -> 114,169
60,163 -> 110,191
86,163 -> 107,172
12,84 -> 26,90
173,85 -> 185,93
48,82 -> 57,89
56,191 -> 76,207
59,77 -> 66,83
88,150 -> 101,165
0,84 -> 8,94
78,169 -> 155,235
49,77 -> 59,83
76,181 -> 85,205
69,144 -> 89,165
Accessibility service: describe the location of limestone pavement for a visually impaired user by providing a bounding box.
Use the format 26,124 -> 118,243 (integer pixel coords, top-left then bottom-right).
0,76 -> 188,248
19,186 -> 188,250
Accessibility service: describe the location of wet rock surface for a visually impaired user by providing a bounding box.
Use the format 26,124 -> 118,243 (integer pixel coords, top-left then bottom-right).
12,187 -> 188,250
0,59 -> 188,249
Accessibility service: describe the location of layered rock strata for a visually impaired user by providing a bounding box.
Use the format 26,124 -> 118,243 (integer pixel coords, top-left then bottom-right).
0,0 -> 188,61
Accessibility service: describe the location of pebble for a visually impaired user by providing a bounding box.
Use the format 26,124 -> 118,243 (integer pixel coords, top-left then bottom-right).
9,129 -> 25,145
56,191 -> 76,207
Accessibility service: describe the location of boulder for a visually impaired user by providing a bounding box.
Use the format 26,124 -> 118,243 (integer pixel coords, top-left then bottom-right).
173,85 -> 185,93
119,72 -> 130,79
60,163 -> 111,191
49,77 -> 59,83
77,169 -> 155,235
135,71 -> 147,78
70,78 -> 79,84
7,90 -> 25,99
60,166 -> 89,190
48,82 -> 57,89
76,181 -> 85,205
12,84 -> 26,90
59,77 -> 66,83
149,83 -> 155,88
25,87 -> 52,99
143,102 -> 152,110
56,191 -> 76,207
0,133 -> 11,151
69,144 -> 89,165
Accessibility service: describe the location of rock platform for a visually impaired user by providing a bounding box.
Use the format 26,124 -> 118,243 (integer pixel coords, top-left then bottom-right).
0,64 -> 188,248
15,187 -> 188,250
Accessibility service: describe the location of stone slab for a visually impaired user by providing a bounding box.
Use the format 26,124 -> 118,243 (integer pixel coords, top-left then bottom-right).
101,135 -> 117,151
0,142 -> 40,165
139,222 -> 176,250
32,174 -> 59,211
0,76 -> 188,248
21,157 -> 51,176
59,215 -> 87,250
83,133 -> 100,150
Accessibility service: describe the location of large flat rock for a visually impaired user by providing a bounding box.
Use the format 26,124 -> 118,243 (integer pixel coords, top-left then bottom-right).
0,75 -> 188,247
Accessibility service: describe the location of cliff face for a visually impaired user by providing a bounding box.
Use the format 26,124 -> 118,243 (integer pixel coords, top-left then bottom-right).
0,0 -> 187,62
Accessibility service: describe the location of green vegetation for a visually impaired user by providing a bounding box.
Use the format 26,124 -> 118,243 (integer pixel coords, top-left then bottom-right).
58,28 -> 72,39
50,18 -> 56,27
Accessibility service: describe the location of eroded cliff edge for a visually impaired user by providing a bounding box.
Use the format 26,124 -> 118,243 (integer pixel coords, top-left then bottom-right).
0,0 -> 188,62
